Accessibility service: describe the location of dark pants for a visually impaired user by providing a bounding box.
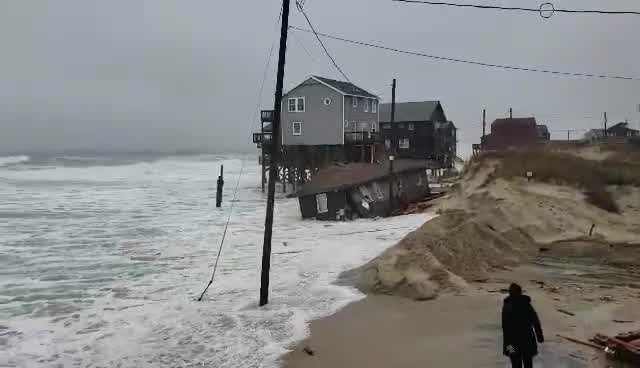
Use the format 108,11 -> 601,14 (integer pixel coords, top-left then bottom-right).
509,353 -> 533,368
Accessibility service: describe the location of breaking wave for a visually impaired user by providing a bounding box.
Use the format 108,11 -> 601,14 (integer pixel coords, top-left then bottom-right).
0,155 -> 30,167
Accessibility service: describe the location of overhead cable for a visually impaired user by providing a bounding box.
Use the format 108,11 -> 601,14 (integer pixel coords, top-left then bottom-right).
392,0 -> 640,18
295,1 -> 353,84
289,26 -> 640,81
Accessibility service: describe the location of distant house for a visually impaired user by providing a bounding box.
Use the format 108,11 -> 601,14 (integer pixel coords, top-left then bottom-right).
607,122 -> 639,138
583,122 -> 639,143
280,76 -> 380,146
482,117 -> 550,150
292,160 -> 431,221
583,129 -> 605,143
378,101 -> 457,167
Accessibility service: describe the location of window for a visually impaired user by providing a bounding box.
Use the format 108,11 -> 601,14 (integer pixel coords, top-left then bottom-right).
382,123 -> 391,129
324,97 -> 332,106
408,123 -> 415,131
385,138 -> 391,150
417,174 -> 423,187
372,100 -> 377,113
364,99 -> 369,112
371,122 -> 377,132
288,97 -> 305,112
398,123 -> 405,129
372,182 -> 384,199
316,193 -> 328,214
352,96 -> 358,108
399,138 -> 410,149
292,122 -> 302,136
359,185 -> 374,202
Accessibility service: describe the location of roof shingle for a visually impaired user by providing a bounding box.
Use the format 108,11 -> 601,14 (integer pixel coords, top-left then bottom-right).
379,101 -> 441,123
313,76 -> 378,99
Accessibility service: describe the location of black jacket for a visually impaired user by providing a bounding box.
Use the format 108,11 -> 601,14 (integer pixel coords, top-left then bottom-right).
502,295 -> 544,357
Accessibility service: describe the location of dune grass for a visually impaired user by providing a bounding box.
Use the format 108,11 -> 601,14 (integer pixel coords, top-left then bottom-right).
470,148 -> 640,213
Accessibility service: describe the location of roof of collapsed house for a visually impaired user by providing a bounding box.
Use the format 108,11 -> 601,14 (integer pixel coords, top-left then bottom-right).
292,160 -> 432,197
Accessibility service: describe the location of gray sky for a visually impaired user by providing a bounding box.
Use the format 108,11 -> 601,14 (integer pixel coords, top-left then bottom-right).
1,0 -> 639,157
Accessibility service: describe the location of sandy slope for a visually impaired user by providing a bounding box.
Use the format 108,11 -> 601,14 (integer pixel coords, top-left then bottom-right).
356,154 -> 640,300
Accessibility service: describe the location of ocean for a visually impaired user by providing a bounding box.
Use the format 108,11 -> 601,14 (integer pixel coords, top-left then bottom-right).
0,153 -> 432,367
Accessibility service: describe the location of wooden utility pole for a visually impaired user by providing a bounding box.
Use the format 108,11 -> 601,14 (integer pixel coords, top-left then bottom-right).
604,112 -> 608,137
391,79 -> 396,151
260,0 -> 290,307
509,108 -> 513,119
388,79 -> 396,216
482,109 -> 486,148
567,130 -> 570,142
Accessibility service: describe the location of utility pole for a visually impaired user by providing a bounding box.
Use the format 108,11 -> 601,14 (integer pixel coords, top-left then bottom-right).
482,109 -> 486,148
388,79 -> 396,216
509,108 -> 513,119
604,112 -> 608,138
567,130 -> 570,142
391,79 -> 396,152
260,0 -> 290,307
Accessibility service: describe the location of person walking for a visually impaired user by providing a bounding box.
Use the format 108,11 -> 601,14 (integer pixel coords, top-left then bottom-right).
502,283 -> 544,368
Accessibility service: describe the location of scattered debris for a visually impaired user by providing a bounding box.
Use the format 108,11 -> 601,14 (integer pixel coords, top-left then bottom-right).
303,346 -> 315,356
589,330 -> 640,365
556,308 -> 576,317
531,280 -> 546,286
473,278 -> 489,283
539,247 -> 550,253
557,334 -> 603,350
283,241 -> 289,247
569,353 -> 587,361
614,320 -> 634,324
600,296 -> 614,302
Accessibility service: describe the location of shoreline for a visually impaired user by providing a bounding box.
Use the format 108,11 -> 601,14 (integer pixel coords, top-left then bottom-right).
282,263 -> 640,368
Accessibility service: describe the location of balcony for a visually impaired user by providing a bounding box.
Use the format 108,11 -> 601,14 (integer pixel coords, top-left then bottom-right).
261,110 -> 275,123
253,132 -> 273,145
344,131 -> 378,145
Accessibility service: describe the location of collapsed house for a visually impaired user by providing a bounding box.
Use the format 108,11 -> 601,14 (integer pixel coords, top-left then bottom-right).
291,160 -> 431,221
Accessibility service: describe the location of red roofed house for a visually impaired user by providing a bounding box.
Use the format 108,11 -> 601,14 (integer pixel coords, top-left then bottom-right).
482,117 -> 550,150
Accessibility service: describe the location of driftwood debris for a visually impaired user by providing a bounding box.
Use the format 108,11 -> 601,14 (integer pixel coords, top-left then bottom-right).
557,334 -> 603,350
556,308 -> 576,317
303,346 -> 315,356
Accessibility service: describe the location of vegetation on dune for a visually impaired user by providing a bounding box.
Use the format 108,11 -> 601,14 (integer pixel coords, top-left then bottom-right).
469,147 -> 640,214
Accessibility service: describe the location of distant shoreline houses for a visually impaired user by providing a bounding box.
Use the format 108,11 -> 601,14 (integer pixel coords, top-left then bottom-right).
252,75 -> 455,219
254,75 -> 457,168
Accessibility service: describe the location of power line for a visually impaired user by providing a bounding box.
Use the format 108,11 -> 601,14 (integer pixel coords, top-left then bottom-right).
290,29 -> 317,62
289,26 -> 640,81
295,1 -> 353,84
392,0 -> 640,18
197,9 -> 281,302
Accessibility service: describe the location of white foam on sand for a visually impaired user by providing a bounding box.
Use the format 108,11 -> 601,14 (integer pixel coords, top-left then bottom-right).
1,156 -> 433,368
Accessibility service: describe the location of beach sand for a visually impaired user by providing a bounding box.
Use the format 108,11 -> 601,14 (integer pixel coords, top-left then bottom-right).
285,264 -> 640,368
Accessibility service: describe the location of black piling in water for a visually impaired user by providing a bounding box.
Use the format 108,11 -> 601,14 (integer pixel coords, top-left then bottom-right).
216,165 -> 224,208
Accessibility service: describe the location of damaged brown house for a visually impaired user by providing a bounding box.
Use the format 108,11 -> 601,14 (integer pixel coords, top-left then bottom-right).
291,160 -> 431,221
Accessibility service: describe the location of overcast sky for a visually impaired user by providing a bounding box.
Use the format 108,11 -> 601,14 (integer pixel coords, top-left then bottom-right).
1,0 -> 639,156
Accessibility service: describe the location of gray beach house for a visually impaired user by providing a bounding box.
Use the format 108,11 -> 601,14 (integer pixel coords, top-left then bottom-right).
281,76 -> 380,146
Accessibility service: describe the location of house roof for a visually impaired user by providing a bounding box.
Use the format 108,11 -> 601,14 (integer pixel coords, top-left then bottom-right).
609,122 -> 639,132
292,160 -> 432,197
492,117 -> 537,127
536,125 -> 549,135
379,101 -> 442,123
312,76 -> 378,99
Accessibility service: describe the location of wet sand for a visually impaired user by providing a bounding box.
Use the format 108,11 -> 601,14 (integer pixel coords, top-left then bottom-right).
284,264 -> 640,368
